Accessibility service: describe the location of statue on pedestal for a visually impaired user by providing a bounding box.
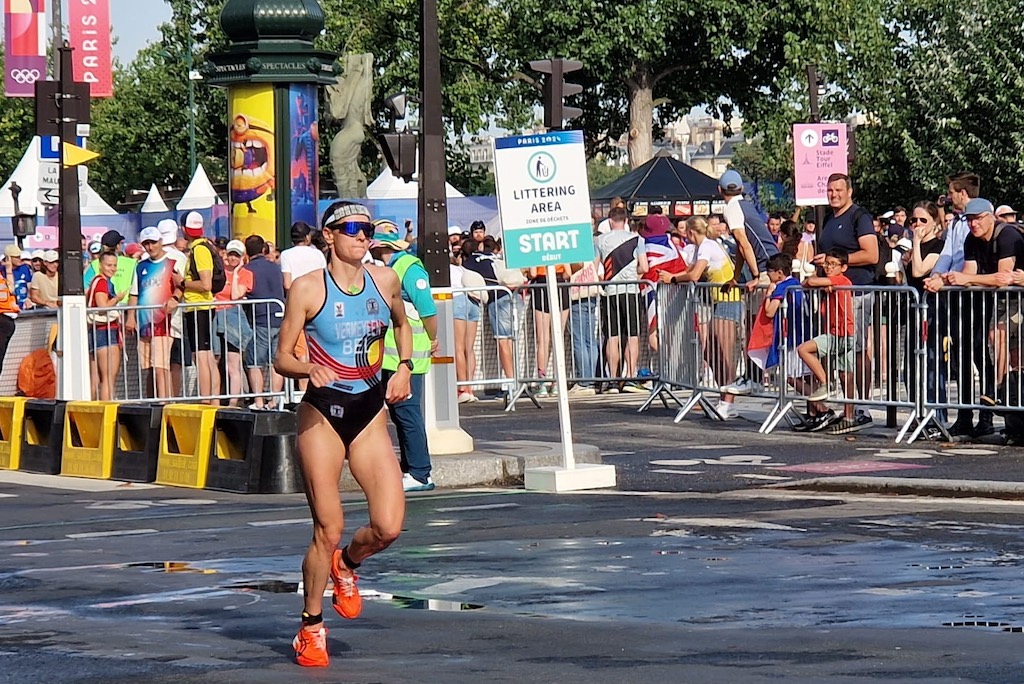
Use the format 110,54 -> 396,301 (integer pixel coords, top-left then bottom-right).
326,53 -> 374,199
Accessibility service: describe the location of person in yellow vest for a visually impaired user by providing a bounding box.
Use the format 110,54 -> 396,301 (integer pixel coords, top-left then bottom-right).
369,219 -> 438,492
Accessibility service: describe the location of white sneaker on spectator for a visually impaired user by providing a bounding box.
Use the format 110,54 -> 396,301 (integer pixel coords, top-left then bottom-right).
724,377 -> 753,395
715,401 -> 739,419
457,391 -> 475,404
808,385 -> 831,402
701,367 -> 718,389
568,384 -> 596,396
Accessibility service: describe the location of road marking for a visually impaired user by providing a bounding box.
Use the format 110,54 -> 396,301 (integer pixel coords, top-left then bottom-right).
734,474 -> 792,481
247,518 -> 309,527
0,493 -> 16,498
643,516 -> 805,532
434,503 -> 520,513
0,471 -> 158,492
66,529 -> 158,539
650,469 -> 705,475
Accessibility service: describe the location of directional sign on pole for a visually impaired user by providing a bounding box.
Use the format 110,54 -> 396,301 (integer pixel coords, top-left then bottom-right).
793,123 -> 848,206
37,188 -> 59,206
38,162 -> 59,189
493,129 -> 595,269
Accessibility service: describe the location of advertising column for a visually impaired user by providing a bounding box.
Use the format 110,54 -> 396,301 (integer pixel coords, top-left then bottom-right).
228,85 -> 277,243
287,84 -> 319,229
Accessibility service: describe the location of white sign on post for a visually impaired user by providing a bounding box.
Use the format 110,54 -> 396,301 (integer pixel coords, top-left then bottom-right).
493,130 -> 615,493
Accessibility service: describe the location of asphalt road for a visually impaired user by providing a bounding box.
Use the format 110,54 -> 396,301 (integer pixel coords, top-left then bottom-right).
3,393 -> 1024,682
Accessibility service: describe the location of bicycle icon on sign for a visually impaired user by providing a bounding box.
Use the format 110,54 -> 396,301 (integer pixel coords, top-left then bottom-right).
822,129 -> 840,146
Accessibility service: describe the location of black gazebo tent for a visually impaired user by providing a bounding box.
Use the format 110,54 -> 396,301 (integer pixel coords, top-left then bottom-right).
591,153 -> 723,218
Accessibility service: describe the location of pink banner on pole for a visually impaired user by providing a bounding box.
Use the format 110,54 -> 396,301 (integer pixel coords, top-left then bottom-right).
69,0 -> 112,97
792,124 -> 849,206
4,0 -> 47,98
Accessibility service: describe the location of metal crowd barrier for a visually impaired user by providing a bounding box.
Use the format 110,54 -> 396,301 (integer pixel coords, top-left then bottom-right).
0,309 -> 59,395
908,287 -> 1024,442
452,279 -> 681,412
83,297 -> 291,406
757,285 -> 921,438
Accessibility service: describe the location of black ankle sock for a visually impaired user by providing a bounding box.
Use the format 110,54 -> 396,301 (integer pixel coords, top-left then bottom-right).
301,611 -> 323,627
341,545 -> 361,570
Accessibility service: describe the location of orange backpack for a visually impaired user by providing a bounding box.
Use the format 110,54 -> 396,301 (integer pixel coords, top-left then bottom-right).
16,324 -> 57,399
17,349 -> 56,399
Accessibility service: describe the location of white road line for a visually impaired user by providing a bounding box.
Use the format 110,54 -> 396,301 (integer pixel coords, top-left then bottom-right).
0,493 -> 17,498
247,518 -> 309,527
434,503 -> 520,513
66,528 -> 158,539
0,471 -> 158,492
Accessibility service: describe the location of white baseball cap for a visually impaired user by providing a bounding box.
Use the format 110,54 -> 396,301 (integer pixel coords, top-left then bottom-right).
226,239 -> 245,256
139,226 -> 162,244
31,250 -> 44,260
19,250 -> 31,260
447,225 -> 462,236
88,241 -> 102,255
43,250 -> 59,262
157,218 -> 179,246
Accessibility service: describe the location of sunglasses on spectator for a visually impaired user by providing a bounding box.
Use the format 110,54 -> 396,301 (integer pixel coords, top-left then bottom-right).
908,217 -> 929,224
326,221 -> 374,238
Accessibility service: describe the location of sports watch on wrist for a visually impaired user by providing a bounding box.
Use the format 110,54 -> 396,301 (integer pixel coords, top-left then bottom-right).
399,359 -> 414,372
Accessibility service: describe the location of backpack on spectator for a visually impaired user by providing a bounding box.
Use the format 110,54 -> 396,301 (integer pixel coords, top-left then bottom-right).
16,324 -> 57,399
188,240 -> 227,294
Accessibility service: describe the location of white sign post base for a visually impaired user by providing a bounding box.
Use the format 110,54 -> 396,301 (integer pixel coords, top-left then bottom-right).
57,294 -> 93,400
524,268 -> 616,492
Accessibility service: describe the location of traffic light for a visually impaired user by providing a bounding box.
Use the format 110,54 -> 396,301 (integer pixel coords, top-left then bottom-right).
378,132 -> 417,182
377,91 -> 417,182
529,58 -> 583,130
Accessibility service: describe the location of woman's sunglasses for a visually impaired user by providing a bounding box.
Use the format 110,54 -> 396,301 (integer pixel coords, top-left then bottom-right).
908,217 -> 929,225
327,221 -> 374,238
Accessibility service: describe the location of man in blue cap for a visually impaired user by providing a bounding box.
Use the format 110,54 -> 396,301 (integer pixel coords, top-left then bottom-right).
718,169 -> 780,403
936,197 -> 1024,438
369,219 -> 438,491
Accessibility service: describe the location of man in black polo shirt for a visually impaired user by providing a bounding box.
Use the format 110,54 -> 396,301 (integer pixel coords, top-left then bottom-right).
243,235 -> 285,409
940,197 -> 1024,438
814,173 -> 878,434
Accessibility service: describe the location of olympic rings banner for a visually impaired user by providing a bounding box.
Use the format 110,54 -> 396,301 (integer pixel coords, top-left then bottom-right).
69,0 -> 112,97
4,0 -> 47,98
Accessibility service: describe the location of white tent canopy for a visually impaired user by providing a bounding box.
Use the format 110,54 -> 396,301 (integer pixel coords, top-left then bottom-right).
176,163 -> 221,210
0,137 -> 117,217
366,165 -> 465,200
140,183 -> 169,213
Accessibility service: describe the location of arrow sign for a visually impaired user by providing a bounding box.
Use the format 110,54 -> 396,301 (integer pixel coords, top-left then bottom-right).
38,188 -> 59,205
63,142 -> 100,167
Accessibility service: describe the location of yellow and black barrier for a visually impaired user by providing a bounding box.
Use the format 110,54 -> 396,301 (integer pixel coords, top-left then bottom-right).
207,409 -> 300,494
60,402 -> 119,480
155,404 -> 220,489
111,404 -> 163,483
3,399 -> 301,494
0,397 -> 28,470
19,400 -> 67,475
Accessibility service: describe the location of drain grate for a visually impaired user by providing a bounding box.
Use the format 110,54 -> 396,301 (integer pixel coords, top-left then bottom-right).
909,563 -> 965,570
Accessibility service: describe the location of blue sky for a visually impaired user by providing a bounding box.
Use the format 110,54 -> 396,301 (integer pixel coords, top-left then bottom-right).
110,0 -> 171,63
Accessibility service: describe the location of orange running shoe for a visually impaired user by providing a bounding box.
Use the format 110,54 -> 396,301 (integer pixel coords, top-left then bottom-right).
293,625 -> 329,667
330,549 -> 363,619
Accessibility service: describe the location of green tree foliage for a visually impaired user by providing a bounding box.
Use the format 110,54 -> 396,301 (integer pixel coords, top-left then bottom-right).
587,157 -> 627,191
501,0 -> 890,169
89,0 -> 226,205
851,0 -> 1024,209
